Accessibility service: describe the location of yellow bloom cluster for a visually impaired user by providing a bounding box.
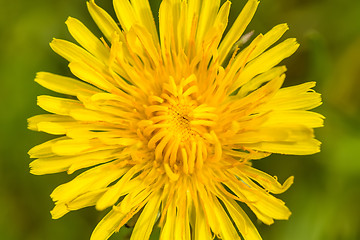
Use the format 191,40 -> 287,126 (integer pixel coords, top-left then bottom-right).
29,0 -> 323,239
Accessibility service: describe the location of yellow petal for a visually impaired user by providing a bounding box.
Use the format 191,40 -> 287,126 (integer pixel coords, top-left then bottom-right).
212,197 -> 241,240
51,161 -> 127,203
130,191 -> 162,240
230,125 -> 314,144
68,61 -> 118,93
248,194 -> 291,225
159,0 -> 174,56
50,138 -> 112,156
196,182 -> 220,235
68,108 -> 120,124
30,156 -> 72,175
239,165 -> 294,194
217,193 -> 262,240
87,0 -> 122,41
230,38 -> 299,93
176,1 -> 188,51
50,39 -> 122,88
208,1 -> 231,45
243,138 -> 322,155
28,137 -> 67,158
65,128 -> 119,140
218,0 -> 259,64
222,34 -> 264,92
50,38 -> 102,67
28,114 -> 126,137
160,200 -> 175,240
223,148 -> 270,160
130,0 -> 159,44
67,189 -> 106,211
33,148 -> 117,175
118,184 -> 150,214
52,190 -> 107,219
113,0 -> 138,32
196,0 -> 220,48
37,95 -> 83,116
93,184 -> 150,239
90,206 -> 128,240
186,0 -> 201,44
68,158 -> 117,175
35,72 -> 101,97
264,110 -> 325,128
28,114 -> 73,132
198,1 -> 231,57
249,23 -> 289,61
259,82 -> 322,111
51,203 -> 69,219
187,0 -> 202,27
171,183 -> 191,240
132,24 -> 160,64
98,136 -> 138,146
225,174 -> 291,225
66,17 -> 109,62
194,201 -> 212,240
214,1 -> 231,32
237,66 -> 287,97
96,166 -> 140,211
227,74 -> 285,115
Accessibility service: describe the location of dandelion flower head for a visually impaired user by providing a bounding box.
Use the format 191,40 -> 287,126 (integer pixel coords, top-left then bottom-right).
29,0 -> 324,239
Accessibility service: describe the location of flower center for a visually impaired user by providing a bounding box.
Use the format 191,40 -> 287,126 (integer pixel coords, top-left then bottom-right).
168,102 -> 194,142
137,76 -> 221,180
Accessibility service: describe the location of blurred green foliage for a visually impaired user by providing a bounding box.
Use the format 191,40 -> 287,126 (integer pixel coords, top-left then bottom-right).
0,0 -> 359,239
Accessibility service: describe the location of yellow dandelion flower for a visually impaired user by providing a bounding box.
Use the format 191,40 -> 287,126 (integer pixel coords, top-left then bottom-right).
29,0 -> 324,239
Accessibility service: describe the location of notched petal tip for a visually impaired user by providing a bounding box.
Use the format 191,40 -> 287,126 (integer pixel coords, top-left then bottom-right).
34,71 -> 42,83
29,160 -> 41,175
34,71 -> 45,80
281,22 -> 289,30
49,38 -> 59,49
65,16 -> 75,24
27,116 -> 38,131
51,203 -> 69,219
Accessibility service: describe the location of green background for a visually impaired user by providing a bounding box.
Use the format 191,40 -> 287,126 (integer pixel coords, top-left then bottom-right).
1,0 -> 359,239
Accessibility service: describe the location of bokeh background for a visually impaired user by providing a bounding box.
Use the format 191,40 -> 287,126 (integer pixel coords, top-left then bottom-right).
1,0 -> 359,239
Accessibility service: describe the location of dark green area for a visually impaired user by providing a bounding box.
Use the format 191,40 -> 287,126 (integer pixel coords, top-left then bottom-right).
0,0 -> 359,239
